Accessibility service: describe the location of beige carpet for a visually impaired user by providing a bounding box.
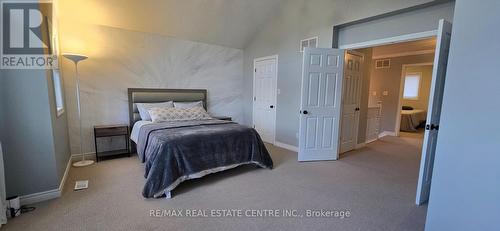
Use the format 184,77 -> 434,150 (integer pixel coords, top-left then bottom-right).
3,134 -> 427,231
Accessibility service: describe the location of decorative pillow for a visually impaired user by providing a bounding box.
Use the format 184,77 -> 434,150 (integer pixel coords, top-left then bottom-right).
136,101 -> 174,121
148,106 -> 212,123
174,101 -> 203,109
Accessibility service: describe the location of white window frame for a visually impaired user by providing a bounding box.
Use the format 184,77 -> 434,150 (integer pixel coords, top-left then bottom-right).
402,72 -> 422,100
52,69 -> 65,117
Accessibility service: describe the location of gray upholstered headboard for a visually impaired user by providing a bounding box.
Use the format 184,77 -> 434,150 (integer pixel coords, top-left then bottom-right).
127,88 -> 207,128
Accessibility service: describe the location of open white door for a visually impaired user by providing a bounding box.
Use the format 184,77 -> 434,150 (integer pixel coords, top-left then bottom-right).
340,51 -> 363,153
298,48 -> 344,161
416,19 -> 452,205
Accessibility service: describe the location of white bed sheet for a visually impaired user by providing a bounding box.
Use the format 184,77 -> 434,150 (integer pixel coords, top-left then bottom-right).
130,120 -> 153,143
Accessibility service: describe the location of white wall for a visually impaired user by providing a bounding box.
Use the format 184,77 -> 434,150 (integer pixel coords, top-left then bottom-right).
425,0 -> 500,230
243,0 -> 451,146
59,22 -> 244,154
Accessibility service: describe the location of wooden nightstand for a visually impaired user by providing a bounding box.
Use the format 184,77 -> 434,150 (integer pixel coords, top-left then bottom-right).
94,124 -> 130,162
213,116 -> 232,121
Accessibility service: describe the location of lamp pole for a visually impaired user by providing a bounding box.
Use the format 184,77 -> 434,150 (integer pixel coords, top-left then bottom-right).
62,54 -> 93,167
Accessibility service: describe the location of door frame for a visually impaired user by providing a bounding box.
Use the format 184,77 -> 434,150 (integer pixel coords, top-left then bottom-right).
253,55 -> 278,145
339,31 -> 437,140
338,30 -> 437,50
395,63 -> 433,136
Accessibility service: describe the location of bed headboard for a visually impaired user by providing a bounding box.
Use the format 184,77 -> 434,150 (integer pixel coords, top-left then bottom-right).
127,88 -> 207,128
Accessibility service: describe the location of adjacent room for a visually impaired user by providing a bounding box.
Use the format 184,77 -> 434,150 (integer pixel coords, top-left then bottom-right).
0,0 -> 499,231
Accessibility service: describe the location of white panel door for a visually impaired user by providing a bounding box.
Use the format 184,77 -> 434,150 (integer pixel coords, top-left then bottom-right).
253,56 -> 277,144
340,51 -> 363,153
416,19 -> 452,205
299,48 -> 344,161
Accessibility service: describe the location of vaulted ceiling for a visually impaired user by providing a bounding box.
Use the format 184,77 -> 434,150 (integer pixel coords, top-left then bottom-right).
57,0 -> 288,49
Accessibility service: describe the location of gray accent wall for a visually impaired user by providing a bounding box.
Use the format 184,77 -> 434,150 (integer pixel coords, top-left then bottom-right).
0,71 -> 59,197
243,0 -> 451,146
0,73 -> 5,146
45,69 -> 72,182
425,0 -> 500,230
0,70 -> 71,198
0,0 -> 71,197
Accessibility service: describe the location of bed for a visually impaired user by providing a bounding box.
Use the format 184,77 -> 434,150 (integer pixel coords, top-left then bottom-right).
128,88 -> 273,199
400,109 -> 427,132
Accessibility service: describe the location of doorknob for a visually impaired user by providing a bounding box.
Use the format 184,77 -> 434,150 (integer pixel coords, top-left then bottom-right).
431,124 -> 439,130
303,110 -> 308,115
425,124 -> 440,130
355,107 -> 360,111
270,105 -> 274,108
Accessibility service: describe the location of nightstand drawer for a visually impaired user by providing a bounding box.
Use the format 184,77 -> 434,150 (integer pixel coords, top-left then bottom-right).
94,126 -> 128,137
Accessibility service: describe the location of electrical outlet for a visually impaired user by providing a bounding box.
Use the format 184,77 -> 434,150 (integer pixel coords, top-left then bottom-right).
277,89 -> 281,95
382,91 -> 389,96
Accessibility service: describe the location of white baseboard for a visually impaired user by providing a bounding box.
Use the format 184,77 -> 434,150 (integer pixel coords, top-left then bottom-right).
59,155 -> 72,192
20,156 -> 72,206
274,142 -> 298,152
19,189 -> 61,206
378,131 -> 397,138
71,152 -> 96,162
365,138 -> 378,144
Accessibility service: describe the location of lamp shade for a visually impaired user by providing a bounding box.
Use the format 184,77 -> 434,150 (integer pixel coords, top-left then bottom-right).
62,53 -> 88,64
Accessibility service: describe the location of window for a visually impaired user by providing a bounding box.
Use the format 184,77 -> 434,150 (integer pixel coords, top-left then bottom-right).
403,73 -> 421,100
52,69 -> 65,117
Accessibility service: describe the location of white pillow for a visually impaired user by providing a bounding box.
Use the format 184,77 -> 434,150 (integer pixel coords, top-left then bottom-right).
174,101 -> 203,109
136,101 -> 173,121
148,106 -> 211,123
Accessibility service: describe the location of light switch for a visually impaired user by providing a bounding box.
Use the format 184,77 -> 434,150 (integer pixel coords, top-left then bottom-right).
277,89 -> 281,95
382,91 -> 389,96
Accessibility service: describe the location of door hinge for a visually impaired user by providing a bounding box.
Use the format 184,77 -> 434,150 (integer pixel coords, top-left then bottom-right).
254,96 -> 256,101
253,125 -> 256,128
255,68 -> 257,72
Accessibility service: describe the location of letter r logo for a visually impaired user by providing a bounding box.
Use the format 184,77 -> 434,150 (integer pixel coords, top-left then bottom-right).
2,2 -> 52,55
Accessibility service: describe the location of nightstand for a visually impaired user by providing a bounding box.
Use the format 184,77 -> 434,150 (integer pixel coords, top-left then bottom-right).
213,116 -> 232,121
94,124 -> 130,162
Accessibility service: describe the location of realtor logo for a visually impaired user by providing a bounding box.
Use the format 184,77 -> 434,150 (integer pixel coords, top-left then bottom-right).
1,1 -> 57,69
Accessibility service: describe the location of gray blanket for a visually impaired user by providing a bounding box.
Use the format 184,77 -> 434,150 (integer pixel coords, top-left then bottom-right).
136,119 -> 273,198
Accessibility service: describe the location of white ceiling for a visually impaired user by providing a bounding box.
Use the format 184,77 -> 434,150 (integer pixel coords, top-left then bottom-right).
57,0 -> 288,49
372,38 -> 437,58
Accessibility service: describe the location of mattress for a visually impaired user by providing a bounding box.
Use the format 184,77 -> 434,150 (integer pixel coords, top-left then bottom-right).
400,109 -> 427,132
130,120 -> 153,143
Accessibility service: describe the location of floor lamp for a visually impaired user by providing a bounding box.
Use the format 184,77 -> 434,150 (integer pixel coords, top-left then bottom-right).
63,53 -> 94,167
